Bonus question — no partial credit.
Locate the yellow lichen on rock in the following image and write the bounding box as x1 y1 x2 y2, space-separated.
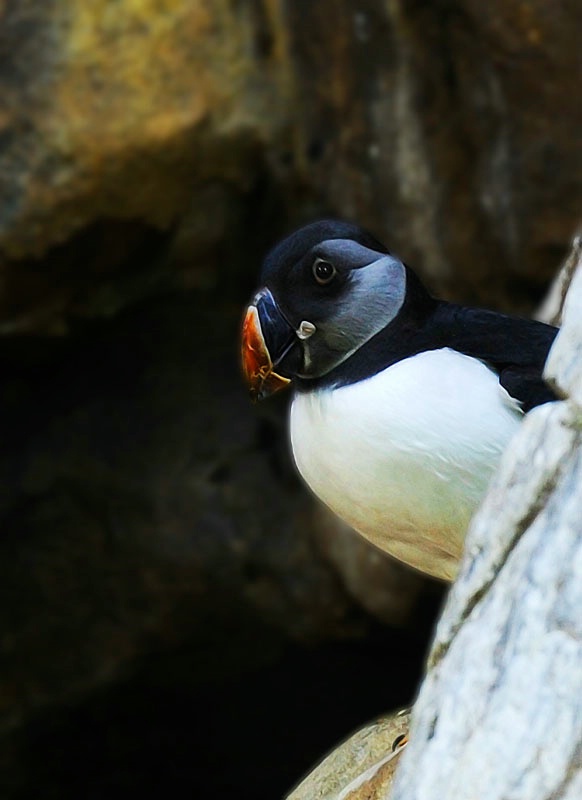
0 0 289 258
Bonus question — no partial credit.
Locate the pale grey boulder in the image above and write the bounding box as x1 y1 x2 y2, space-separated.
391 244 582 799
537 236 582 327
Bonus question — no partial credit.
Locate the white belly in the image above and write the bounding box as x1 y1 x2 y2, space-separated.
290 348 523 581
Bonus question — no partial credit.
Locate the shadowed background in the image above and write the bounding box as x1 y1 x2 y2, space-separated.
0 1 580 797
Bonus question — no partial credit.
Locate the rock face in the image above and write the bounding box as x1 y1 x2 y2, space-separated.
537 236 582 326
0 0 580 333
287 709 410 800
0 0 289 331
390 244 582 799
0 0 284 260
0 2 580 795
0 295 436 760
283 0 581 308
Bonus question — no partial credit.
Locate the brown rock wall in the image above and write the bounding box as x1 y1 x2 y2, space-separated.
1 0 580 331
0 3 578 794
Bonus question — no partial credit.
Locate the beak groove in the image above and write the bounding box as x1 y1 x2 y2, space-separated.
241 293 293 401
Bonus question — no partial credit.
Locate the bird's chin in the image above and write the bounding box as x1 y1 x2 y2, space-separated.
241 293 296 401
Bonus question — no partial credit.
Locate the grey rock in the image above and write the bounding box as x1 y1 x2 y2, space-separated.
286 709 410 800
391 239 582 799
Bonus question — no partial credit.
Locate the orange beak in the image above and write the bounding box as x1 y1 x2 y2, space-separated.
241 291 295 401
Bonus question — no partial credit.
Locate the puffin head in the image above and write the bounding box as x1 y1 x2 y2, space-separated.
241 220 408 401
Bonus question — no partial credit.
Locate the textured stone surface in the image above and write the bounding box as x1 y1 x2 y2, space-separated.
0 0 290 331
0 2 579 794
273 0 580 308
0 0 580 333
313 507 435 626
545 247 582 407
286 709 410 800
0 0 284 256
391 241 582 799
537 235 582 326
0 296 434 738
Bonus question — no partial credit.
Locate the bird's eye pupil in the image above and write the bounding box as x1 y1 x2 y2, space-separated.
313 259 335 285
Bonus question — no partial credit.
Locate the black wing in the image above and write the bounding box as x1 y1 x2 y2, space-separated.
432 305 559 412
303 272 559 405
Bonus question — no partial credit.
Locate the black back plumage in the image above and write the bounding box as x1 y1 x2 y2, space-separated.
299 266 558 412
429 304 558 411
264 220 559 412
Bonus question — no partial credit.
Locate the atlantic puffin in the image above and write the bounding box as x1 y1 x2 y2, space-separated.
241 220 558 580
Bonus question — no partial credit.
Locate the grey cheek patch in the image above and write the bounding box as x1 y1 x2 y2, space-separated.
297 255 406 378
321 256 406 362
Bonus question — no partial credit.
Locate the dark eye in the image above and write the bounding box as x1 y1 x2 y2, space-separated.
312 258 336 285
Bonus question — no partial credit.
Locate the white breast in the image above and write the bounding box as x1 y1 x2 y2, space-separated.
290 348 523 581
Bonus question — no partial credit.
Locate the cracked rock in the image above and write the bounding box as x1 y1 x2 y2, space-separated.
391 240 582 799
